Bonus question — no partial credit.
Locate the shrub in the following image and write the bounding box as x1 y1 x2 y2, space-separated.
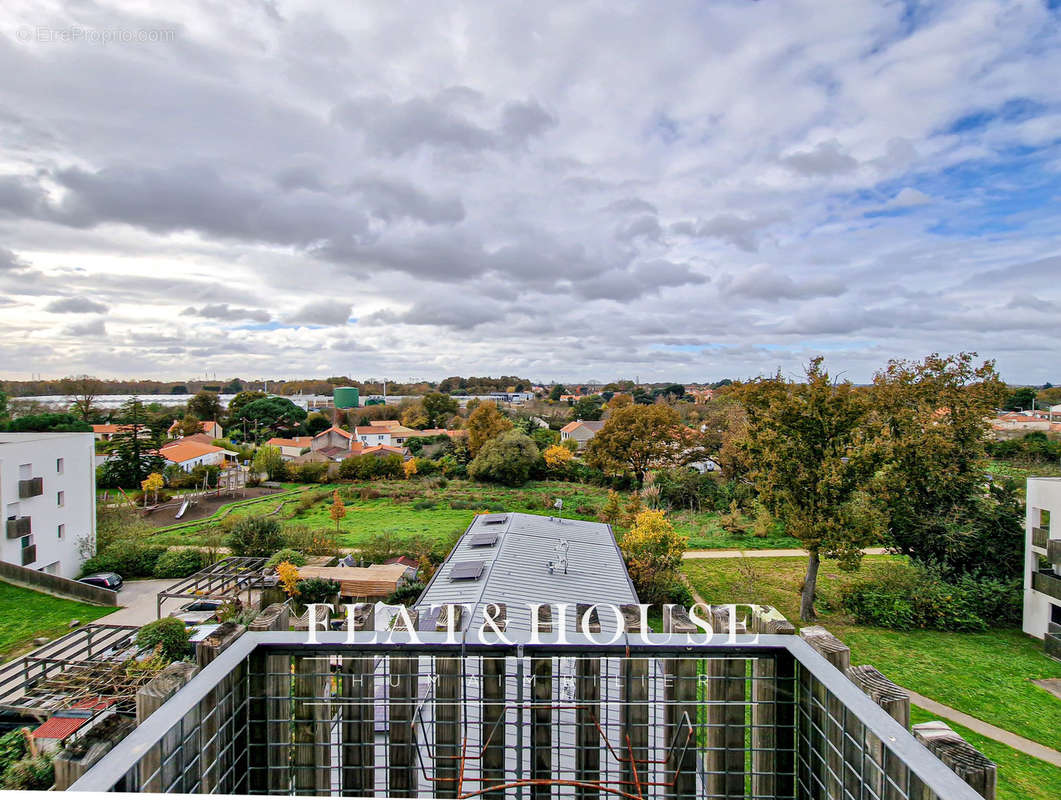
0 730 26 778
468 430 540 486
283 525 340 556
136 618 191 661
80 543 167 579
386 581 425 606
1 754 54 790
840 563 1019 632
152 548 208 578
359 487 381 500
226 516 284 556
296 577 340 605
620 510 689 606
266 548 307 570
412 499 437 510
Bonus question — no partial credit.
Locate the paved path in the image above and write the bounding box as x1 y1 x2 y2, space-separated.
905 690 1061 767
95 579 173 626
683 547 890 559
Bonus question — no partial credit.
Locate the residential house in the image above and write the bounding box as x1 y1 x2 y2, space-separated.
383 426 420 446
1023 478 1061 659
362 444 412 461
0 432 96 579
353 426 393 447
266 436 313 461
160 441 238 472
685 387 715 403
991 412 1052 434
90 424 150 442
559 419 605 449
296 563 410 600
167 420 223 440
309 426 362 462
383 555 420 581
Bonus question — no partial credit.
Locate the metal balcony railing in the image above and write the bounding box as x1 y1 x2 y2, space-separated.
18 477 43 499
68 632 987 799
6 516 30 539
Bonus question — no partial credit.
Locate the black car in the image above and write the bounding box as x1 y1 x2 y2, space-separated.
78 572 123 591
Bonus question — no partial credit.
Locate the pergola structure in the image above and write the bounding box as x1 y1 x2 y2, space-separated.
155 556 269 619
0 624 144 720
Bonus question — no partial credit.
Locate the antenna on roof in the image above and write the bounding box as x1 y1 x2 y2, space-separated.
553 497 563 523
547 539 569 575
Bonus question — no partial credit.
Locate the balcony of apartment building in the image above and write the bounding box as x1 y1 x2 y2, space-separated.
67 623 993 800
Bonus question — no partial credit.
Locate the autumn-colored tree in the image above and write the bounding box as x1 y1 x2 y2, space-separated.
176 414 202 437
622 492 644 528
140 472 164 506
606 393 633 410
403 458 418 479
598 490 624 526
276 561 301 597
585 404 682 484
542 444 573 469
731 358 886 621
400 401 429 429
329 490 347 533
620 510 688 604
467 403 513 455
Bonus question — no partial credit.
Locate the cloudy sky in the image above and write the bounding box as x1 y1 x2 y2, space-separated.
0 0 1059 384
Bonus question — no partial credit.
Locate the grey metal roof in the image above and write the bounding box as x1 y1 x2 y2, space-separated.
415 512 638 638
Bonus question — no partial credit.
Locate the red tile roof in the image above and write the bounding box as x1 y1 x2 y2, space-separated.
313 426 353 440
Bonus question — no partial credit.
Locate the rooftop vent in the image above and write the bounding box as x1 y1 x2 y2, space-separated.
469 532 498 547
449 561 485 581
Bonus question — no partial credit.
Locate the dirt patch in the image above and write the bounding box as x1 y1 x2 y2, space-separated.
139 486 284 527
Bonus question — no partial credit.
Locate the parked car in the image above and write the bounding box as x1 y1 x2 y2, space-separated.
169 599 224 626
78 572 123 591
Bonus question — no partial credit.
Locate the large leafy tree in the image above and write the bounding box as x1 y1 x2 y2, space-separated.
225 390 267 426
570 395 604 421
6 413 91 432
585 404 683 484
466 403 513 455
870 353 1008 573
236 396 307 442
187 390 223 421
468 429 540 486
732 359 886 621
422 393 459 428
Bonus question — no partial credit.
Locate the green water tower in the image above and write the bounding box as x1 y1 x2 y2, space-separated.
333 387 360 409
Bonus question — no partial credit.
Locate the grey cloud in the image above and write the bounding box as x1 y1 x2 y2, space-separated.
363 298 505 330
63 319 107 336
720 265 845 302
332 91 553 156
286 300 352 326
1006 294 1057 313
615 214 662 242
182 304 271 322
963 255 1061 287
45 297 108 314
573 260 707 302
605 197 659 215
780 140 858 175
670 214 780 252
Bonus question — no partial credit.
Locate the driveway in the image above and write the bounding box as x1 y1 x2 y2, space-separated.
96 579 174 626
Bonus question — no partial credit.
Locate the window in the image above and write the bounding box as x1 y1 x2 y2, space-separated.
19 463 31 480
20 534 32 549
56 458 64 474
57 491 65 508
58 524 65 540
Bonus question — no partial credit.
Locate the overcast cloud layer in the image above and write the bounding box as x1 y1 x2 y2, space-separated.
1 0 1059 383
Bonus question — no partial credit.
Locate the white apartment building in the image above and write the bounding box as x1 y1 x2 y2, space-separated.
1022 477 1061 659
0 432 96 580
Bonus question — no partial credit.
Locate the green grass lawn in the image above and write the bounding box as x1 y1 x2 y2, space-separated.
682 556 1061 751
987 459 1061 484
0 582 113 660
908 706 1061 800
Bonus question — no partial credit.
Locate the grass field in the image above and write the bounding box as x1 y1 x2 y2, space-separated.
682 556 1061 751
148 477 800 550
908 706 1061 800
987 459 1061 484
0 582 113 660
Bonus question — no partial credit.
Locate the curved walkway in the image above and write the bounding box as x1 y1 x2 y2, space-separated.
683 546 890 559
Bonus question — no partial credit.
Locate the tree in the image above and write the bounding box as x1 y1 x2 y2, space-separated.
227 516 284 556
400 402 429 429
731 358 886 621
329 490 347 534
99 398 165 489
422 393 459 427
620 510 688 605
59 375 104 421
543 444 573 469
468 430 540 486
304 412 331 436
175 414 202 437
598 490 623 526
226 390 267 424
187 390 223 422
607 393 633 410
5 413 91 433
549 384 566 402
403 458 418 479
236 396 307 441
585 404 683 484
870 353 1008 573
467 403 513 455
140 473 164 506
252 445 285 480
1003 385 1037 411
571 396 604 421
276 561 301 597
